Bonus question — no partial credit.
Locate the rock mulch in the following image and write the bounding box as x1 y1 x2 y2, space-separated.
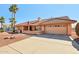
0 32 31 47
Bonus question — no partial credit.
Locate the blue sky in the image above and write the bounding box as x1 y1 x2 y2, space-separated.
0 4 79 24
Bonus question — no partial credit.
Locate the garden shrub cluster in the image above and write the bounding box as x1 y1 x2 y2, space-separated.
75 23 79 36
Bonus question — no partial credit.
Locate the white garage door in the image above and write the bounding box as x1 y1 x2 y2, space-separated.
45 25 67 34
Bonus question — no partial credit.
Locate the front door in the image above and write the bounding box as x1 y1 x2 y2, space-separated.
29 26 32 31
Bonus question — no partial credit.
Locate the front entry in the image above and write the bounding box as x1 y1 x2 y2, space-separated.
29 26 32 31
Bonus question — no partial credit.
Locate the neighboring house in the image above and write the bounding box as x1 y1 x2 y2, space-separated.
16 16 76 35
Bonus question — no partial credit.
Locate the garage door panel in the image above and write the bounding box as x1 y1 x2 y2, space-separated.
45 26 67 34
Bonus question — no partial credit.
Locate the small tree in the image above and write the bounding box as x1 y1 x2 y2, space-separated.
0 16 5 29
75 23 79 36
0 16 5 32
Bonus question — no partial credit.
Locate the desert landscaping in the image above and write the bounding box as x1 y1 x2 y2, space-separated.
0 32 31 47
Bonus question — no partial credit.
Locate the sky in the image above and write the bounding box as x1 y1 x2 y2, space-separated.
0 4 79 24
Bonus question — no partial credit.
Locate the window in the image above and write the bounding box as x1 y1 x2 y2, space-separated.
35 26 41 31
54 25 58 27
57 25 60 27
61 25 64 27
47 25 64 27
23 26 28 30
49 25 52 27
47 25 51 27
54 25 61 27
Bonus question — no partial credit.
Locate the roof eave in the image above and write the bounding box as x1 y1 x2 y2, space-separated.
71 20 77 23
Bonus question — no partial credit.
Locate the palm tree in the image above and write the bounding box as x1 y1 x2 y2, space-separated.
9 4 18 32
9 4 18 18
0 16 5 29
9 18 16 32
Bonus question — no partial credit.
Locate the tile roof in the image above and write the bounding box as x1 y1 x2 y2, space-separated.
16 16 77 26
41 16 76 23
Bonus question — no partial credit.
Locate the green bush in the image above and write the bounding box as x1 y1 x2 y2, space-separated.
0 30 4 32
75 23 79 36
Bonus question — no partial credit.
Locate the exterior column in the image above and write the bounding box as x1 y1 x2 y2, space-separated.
21 26 23 33
41 25 45 33
67 24 72 35
28 26 30 31
32 26 35 31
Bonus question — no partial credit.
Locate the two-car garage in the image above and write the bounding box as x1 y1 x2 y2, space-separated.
45 24 67 35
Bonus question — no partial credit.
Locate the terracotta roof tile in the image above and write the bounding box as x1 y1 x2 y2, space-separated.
16 16 77 26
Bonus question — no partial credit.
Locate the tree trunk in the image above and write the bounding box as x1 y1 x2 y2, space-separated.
11 13 14 32
14 13 15 18
12 13 14 18
13 13 16 33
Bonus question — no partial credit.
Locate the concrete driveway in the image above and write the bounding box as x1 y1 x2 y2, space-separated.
0 34 78 54
34 34 71 41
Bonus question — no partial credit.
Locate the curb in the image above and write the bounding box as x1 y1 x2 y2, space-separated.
69 36 74 41
69 36 79 50
72 40 79 50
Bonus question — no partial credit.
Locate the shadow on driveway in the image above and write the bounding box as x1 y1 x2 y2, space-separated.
34 34 72 41
72 40 79 51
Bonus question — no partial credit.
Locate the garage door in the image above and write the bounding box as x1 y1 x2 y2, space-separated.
45 25 67 34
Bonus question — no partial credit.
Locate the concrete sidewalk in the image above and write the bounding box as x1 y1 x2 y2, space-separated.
0 36 78 54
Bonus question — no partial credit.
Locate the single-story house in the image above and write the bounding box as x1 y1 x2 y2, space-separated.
16 16 77 35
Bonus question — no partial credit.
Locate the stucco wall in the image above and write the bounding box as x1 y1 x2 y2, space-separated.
67 24 72 35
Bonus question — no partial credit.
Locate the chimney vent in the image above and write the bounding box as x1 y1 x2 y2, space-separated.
37 17 41 21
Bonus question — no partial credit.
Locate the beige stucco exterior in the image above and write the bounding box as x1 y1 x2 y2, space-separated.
16 23 73 35
16 16 76 35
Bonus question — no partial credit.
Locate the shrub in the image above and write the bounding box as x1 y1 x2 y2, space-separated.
0 28 4 32
75 23 79 36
